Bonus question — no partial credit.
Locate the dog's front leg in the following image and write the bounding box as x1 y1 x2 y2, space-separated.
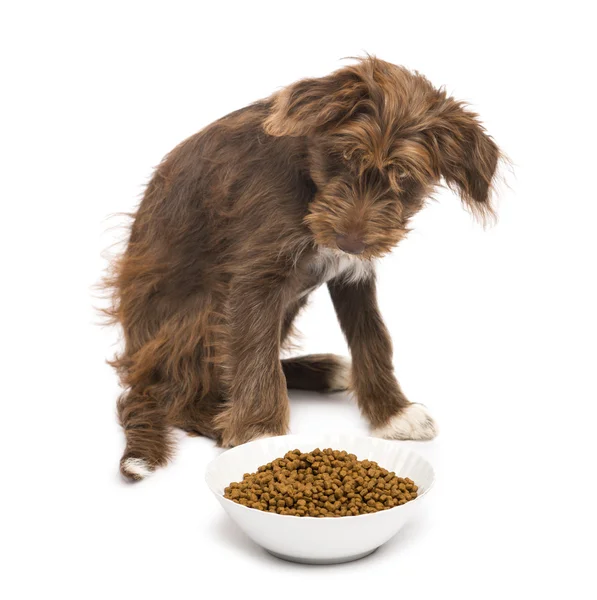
328 275 438 441
214 279 291 447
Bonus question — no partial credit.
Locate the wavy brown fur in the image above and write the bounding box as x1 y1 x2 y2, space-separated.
103 57 501 480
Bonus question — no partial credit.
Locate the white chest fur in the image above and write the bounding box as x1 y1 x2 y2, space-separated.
310 248 374 284
298 248 374 299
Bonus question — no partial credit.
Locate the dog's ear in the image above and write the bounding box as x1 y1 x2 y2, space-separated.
432 99 500 220
264 68 367 137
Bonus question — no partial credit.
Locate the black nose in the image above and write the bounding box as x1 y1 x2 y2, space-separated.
336 234 367 255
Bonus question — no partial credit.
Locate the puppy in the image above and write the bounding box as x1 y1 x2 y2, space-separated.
105 56 501 481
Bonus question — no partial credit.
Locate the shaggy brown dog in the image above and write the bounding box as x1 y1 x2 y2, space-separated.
105 57 501 481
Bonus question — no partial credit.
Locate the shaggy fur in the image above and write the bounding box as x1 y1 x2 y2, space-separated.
104 57 501 480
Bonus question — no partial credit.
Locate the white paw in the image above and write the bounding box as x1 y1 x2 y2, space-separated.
371 404 438 441
121 457 152 480
328 357 351 392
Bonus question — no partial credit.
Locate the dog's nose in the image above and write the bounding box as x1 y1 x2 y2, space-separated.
336 234 367 255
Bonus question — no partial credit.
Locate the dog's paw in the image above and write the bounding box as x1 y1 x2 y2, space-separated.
120 456 154 482
216 412 289 448
214 400 290 448
218 429 282 449
370 403 438 441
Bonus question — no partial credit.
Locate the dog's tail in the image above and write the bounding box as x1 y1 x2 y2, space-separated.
281 354 350 393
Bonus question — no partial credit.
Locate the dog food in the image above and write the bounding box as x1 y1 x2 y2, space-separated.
223 448 418 517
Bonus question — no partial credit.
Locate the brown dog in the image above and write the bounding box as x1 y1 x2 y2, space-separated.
105 57 501 481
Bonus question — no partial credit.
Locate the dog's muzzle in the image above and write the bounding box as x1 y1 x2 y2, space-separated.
336 234 367 255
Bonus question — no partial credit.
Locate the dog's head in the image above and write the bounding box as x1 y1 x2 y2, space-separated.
264 57 500 259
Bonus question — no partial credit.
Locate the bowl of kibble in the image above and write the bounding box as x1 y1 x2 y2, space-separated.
205 433 434 564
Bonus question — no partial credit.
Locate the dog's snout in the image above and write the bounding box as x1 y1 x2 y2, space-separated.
336 234 367 255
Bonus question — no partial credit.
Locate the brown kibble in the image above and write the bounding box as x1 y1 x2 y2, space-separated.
223 448 419 517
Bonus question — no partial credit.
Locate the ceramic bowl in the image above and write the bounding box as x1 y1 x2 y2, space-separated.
205 433 435 564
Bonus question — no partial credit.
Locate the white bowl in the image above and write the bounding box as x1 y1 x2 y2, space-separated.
205 433 435 564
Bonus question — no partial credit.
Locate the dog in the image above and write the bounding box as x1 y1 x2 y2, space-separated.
105 56 501 481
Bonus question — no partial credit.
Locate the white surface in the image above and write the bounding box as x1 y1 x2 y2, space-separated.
205 434 435 563
1 1 596 599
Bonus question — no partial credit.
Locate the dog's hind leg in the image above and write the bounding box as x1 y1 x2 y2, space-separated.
282 354 351 392
118 386 174 481
112 292 213 479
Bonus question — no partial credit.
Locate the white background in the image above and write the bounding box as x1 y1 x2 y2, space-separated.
2 1 596 598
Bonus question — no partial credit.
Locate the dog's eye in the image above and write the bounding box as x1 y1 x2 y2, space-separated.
386 163 409 179
391 166 408 179
387 166 409 191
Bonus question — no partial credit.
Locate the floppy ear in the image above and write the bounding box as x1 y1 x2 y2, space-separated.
432 99 500 221
263 67 368 137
